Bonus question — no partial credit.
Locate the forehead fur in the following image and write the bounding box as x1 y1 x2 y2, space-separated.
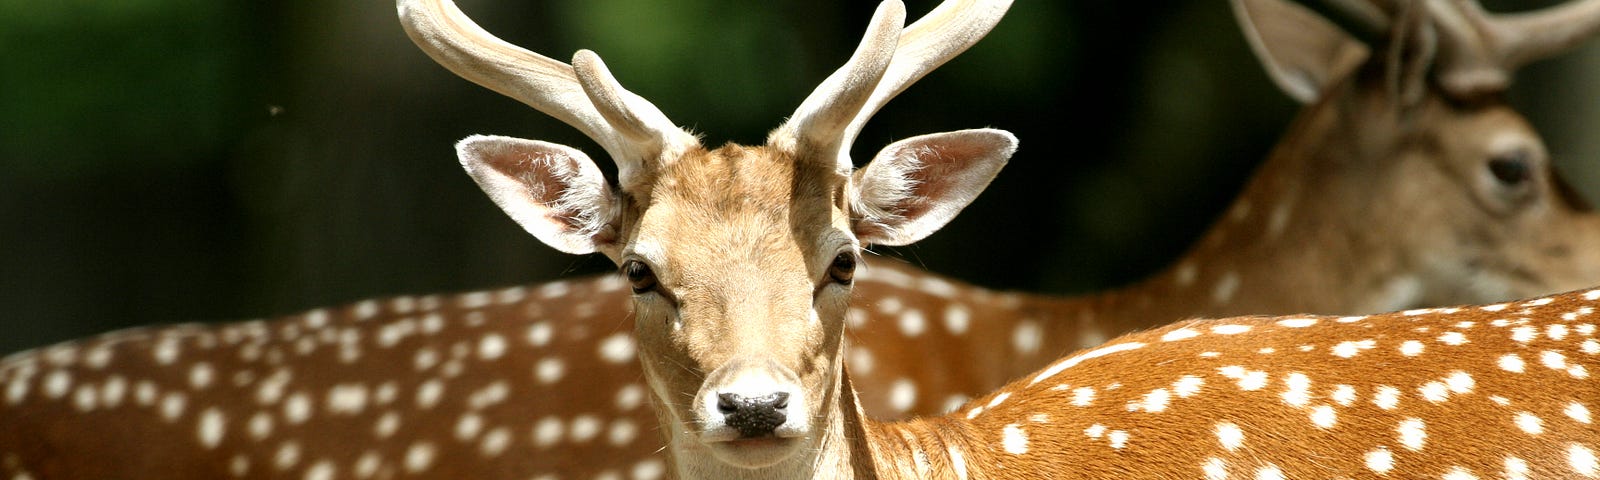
636 143 848 271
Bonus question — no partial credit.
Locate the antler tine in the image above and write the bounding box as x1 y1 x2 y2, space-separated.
773 0 907 172
398 0 690 187
1428 0 1600 95
838 0 1015 156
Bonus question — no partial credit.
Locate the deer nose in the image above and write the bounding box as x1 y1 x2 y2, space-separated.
717 391 790 438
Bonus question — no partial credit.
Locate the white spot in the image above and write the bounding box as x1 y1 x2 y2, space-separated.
1175 261 1198 287
1029 342 1146 385
1366 447 1394 473
1549 324 1571 340
1331 385 1356 406
275 441 301 469
1515 412 1544 434
1567 402 1592 424
1399 340 1424 356
1173 376 1204 398
846 309 868 329
478 334 507 361
942 394 970 413
1162 328 1201 342
197 408 225 449
1194 458 1232 480
889 379 917 413
1543 350 1569 371
848 348 874 376
1211 324 1251 335
877 296 904 315
986 392 1012 409
1584 339 1600 355
1398 418 1426 450
615 384 645 411
327 384 368 415
43 370 71 399
230 454 251 477
538 280 571 298
1571 443 1598 477
248 411 274 440
1500 354 1527 373
1216 422 1244 451
1219 366 1269 391
1001 424 1028 454
1526 297 1556 307
1255 465 1285 480
304 460 334 480
1374 385 1401 410
1212 271 1240 304
1512 326 1538 343
943 304 971 335
160 392 188 422
1445 371 1474 393
608 419 638 446
1587 289 1600 301
1280 372 1311 407
100 375 127 408
526 322 553 347
353 300 381 319
153 338 180 365
1130 388 1170 413
633 458 667 480
1072 387 1095 407
5 375 29 405
1491 395 1511 406
481 427 512 457
1420 382 1451 403
1310 405 1337 429
455 413 484 441
533 416 564 448
1441 467 1477 480
1011 320 1042 355
1438 332 1468 346
1482 303 1510 312
1107 430 1129 449
571 414 602 443
599 334 635 364
1084 423 1106 438
536 357 566 384
1331 340 1376 358
1276 318 1317 328
416 380 444 409
373 411 400 438
1506 457 1530 480
404 442 435 473
72 385 96 412
284 392 312 424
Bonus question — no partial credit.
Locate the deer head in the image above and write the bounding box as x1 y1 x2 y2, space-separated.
400 0 1014 473
1226 0 1600 313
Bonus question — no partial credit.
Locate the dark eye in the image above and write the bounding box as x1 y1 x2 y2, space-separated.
622 260 658 294
1488 150 1531 186
828 253 856 285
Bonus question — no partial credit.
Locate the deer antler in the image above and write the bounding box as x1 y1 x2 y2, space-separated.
1427 0 1600 94
396 0 696 189
774 0 1014 172
773 0 906 172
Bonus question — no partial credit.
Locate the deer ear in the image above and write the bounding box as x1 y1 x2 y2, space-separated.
1232 0 1369 104
457 135 619 256
851 129 1016 246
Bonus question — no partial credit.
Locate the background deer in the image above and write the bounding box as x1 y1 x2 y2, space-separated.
6 0 1600 478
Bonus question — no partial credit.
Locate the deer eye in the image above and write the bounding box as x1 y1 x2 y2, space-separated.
622 260 658 294
827 253 856 285
1488 149 1532 186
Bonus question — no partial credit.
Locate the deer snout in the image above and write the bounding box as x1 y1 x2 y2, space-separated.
717 392 790 438
696 357 807 443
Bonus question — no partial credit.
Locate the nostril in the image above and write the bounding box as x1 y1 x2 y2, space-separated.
716 392 791 438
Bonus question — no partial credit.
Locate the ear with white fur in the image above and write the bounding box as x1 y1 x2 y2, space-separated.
851 128 1016 246
456 135 620 256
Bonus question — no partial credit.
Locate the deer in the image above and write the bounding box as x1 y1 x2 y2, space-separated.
0 0 1018 478
4 0 1600 477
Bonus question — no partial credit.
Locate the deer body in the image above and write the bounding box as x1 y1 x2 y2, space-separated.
7 0 1600 478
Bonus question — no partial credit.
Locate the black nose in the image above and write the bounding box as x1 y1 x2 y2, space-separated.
717 392 789 438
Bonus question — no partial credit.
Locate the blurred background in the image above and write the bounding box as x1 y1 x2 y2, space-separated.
2 0 1598 354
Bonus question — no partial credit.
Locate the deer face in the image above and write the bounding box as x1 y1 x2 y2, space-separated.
618 146 856 467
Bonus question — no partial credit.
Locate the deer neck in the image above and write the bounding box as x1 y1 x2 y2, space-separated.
1031 106 1418 349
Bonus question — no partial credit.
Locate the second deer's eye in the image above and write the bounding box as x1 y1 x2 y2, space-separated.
1488 150 1532 186
623 260 658 294
828 253 856 285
